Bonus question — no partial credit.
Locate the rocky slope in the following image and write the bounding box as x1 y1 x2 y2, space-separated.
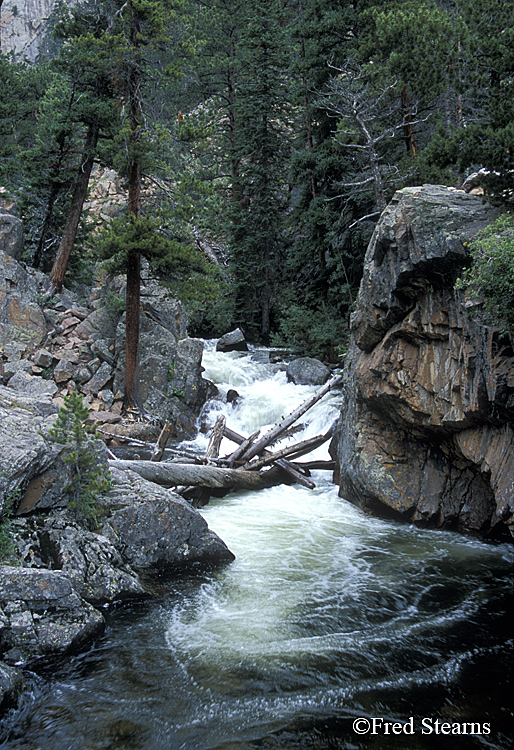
0 210 232 712
0 0 60 61
330 185 514 539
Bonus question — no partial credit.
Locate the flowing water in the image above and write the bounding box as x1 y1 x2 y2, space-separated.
1 343 513 750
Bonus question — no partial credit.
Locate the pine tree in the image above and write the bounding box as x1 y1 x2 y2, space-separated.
228 0 293 342
423 0 514 190
49 391 112 529
45 3 122 290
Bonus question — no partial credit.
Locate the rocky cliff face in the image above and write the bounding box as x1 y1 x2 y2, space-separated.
330 185 514 539
0 0 60 61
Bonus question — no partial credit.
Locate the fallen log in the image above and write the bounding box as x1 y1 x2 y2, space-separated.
151 423 173 462
295 460 335 471
225 429 260 467
223 425 315 489
186 414 227 507
238 372 343 463
244 424 336 471
108 459 286 491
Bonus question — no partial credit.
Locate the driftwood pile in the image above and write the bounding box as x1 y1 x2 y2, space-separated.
108 373 343 507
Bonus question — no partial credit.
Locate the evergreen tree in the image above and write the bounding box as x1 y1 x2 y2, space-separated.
49 391 112 529
45 3 122 290
424 0 514 190
229 0 293 341
369 0 460 157
282 0 375 357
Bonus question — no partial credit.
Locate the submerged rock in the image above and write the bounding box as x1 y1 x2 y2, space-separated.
330 185 514 539
0 662 25 711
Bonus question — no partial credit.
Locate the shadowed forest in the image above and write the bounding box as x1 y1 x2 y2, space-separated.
1 0 512 358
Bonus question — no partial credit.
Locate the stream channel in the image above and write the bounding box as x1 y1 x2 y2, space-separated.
1 342 513 749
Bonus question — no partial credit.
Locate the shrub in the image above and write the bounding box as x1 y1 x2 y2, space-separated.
0 488 21 563
49 391 112 529
456 213 514 341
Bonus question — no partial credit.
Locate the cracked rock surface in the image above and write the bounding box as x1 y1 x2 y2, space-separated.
330 186 514 538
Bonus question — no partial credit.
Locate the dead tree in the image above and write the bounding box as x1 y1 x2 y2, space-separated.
110 373 343 502
317 62 426 217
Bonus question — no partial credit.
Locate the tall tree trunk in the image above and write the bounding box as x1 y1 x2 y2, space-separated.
48 119 100 292
123 13 144 414
401 85 417 156
32 181 62 268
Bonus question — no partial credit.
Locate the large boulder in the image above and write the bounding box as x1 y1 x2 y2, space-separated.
0 213 23 261
102 466 235 571
286 357 331 386
0 402 65 518
330 186 514 539
12 517 146 605
216 328 248 353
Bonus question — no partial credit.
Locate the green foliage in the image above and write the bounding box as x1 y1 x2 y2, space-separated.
48 391 112 529
456 214 514 340
423 0 514 190
103 290 127 315
0 488 21 564
271 295 350 362
94 214 221 303
0 512 15 563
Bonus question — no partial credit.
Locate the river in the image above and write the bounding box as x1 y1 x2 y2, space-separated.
1 342 512 749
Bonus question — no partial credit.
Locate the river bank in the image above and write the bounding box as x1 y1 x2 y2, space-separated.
1 344 511 750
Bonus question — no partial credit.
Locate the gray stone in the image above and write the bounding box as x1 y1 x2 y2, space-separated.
87 357 101 374
0 252 47 350
2 342 27 362
12 518 146 605
216 328 248 352
97 389 114 408
0 383 58 418
0 661 26 711
0 404 69 518
53 349 80 365
91 340 115 367
0 566 104 666
33 348 54 368
2 359 33 382
330 185 514 539
286 357 331 386
7 370 58 398
0 213 23 260
82 361 113 396
102 467 235 571
53 358 75 383
75 366 92 384
75 307 120 343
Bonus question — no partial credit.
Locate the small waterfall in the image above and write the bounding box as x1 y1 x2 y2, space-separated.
2 343 512 750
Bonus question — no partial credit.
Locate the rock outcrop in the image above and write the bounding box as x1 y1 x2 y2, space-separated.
0 241 234 707
0 246 210 440
0 391 234 685
0 0 64 61
330 185 514 539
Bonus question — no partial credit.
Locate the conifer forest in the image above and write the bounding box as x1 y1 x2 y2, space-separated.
1 0 513 357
